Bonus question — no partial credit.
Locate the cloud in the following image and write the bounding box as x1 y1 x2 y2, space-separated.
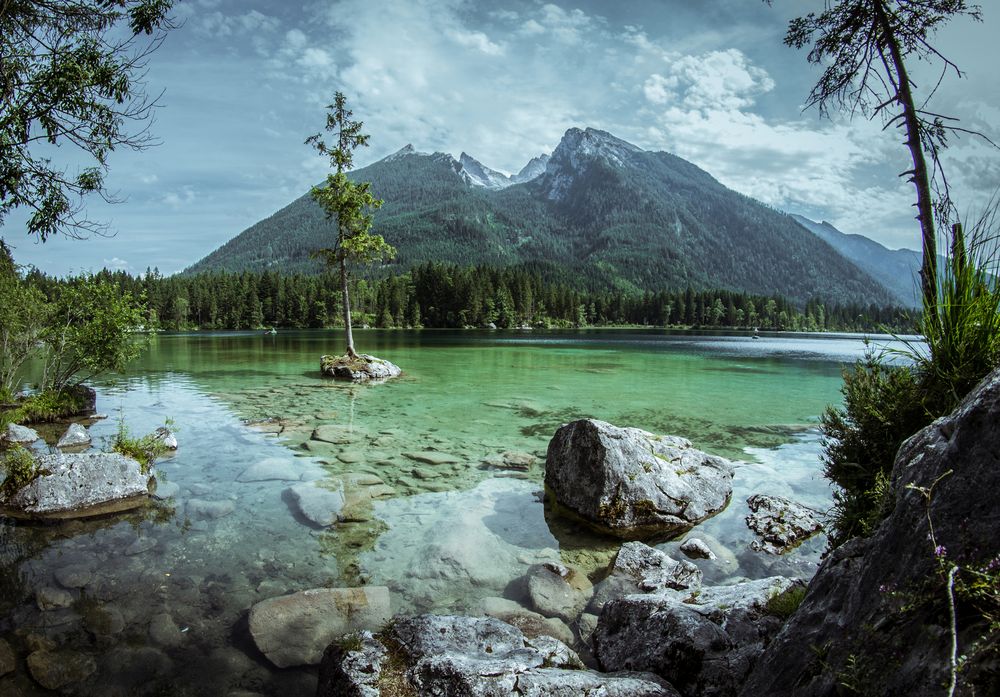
446 28 505 56
103 257 131 271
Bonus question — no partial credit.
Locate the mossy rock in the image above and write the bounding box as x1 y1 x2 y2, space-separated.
320 354 401 382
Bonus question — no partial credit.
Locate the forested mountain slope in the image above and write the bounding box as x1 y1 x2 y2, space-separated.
188 127 895 306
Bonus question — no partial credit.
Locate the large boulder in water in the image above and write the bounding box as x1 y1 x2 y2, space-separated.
545 419 734 538
316 615 679 697
1 452 152 519
320 353 401 382
741 369 1000 697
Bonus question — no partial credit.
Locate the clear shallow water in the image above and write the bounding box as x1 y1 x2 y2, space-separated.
0 329 904 695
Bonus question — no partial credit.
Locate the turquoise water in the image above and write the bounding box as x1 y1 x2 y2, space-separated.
0 329 893 695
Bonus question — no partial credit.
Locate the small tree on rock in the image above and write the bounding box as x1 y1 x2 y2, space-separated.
307 93 394 358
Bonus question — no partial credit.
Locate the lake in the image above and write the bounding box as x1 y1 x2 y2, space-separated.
0 329 897 695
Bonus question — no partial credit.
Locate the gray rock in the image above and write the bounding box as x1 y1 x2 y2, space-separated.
680 538 716 560
316 631 386 697
3 422 39 444
545 419 734 538
320 353 402 382
0 638 13 676
595 576 793 697
55 422 91 448
1 452 150 519
742 369 1000 697
148 612 184 647
288 474 392 527
27 650 96 690
186 498 235 520
237 458 301 483
589 542 702 614
318 615 677 697
36 586 74 611
153 426 178 450
249 586 392 668
526 562 593 623
744 493 823 554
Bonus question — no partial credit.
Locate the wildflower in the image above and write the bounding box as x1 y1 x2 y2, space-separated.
934 545 948 558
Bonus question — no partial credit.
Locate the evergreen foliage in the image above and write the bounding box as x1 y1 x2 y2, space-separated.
21 264 914 334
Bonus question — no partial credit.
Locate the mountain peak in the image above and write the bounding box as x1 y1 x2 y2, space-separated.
457 152 514 190
511 153 550 184
383 144 422 162
542 127 643 201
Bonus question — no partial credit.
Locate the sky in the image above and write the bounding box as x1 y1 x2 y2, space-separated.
5 0 1000 277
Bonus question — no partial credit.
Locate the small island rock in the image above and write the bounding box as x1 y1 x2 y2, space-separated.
545 419 734 538
320 353 401 382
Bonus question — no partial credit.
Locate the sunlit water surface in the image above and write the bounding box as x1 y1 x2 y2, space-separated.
0 329 910 695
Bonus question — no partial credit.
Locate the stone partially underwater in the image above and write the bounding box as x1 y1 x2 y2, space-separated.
0 452 153 519
320 353 401 382
545 419 735 539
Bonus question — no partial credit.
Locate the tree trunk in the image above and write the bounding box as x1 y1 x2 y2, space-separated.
874 0 938 315
340 255 357 358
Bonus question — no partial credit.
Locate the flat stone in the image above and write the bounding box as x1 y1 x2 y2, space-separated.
403 451 462 466
311 425 363 445
249 586 392 668
412 467 440 480
186 498 235 520
287 482 345 527
237 458 301 483
36 586 74 611
152 479 180 500
27 650 96 690
337 450 366 464
56 422 91 448
54 564 93 589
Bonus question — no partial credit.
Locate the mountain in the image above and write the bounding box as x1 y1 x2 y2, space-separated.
188 127 896 307
791 214 922 308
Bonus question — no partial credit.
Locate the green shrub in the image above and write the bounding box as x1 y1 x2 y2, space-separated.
1 445 42 498
0 388 87 428
823 214 1000 548
766 583 808 620
110 420 168 474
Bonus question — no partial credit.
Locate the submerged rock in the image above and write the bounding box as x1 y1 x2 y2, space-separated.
741 369 1000 697
1 452 151 519
589 542 702 614
545 419 734 538
248 586 392 668
287 473 392 527
744 493 823 554
3 422 39 444
525 562 594 623
317 615 678 697
237 457 301 482
27 649 97 690
320 353 401 382
56 422 91 449
595 576 793 697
